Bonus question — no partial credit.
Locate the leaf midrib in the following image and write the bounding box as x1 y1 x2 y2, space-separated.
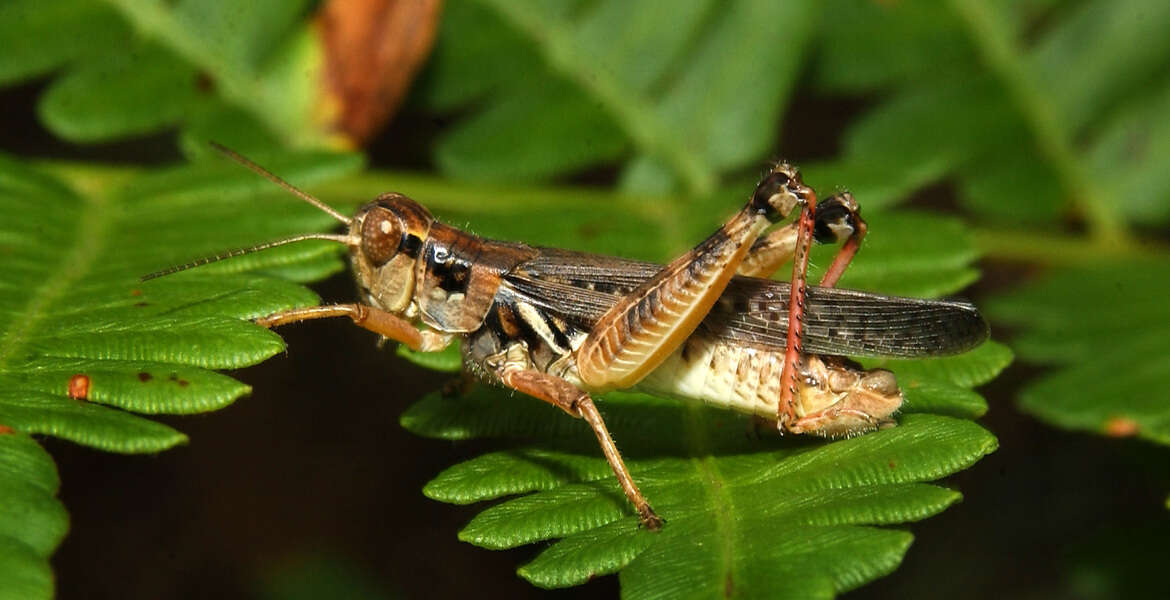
689 454 737 592
684 400 738 592
479 0 716 196
0 177 113 370
946 0 1127 246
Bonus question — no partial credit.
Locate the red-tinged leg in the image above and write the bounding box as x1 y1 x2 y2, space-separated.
778 193 872 432
738 192 867 284
777 201 816 431
814 192 867 288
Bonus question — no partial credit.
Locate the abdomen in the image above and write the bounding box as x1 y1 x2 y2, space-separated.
637 337 784 420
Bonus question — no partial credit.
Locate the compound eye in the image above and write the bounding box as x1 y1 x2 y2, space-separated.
360 207 401 266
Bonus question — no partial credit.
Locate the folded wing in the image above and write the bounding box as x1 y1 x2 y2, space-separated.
505 248 988 359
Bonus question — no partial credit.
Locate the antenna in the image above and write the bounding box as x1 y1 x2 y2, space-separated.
141 233 356 281
209 141 352 225
141 144 360 281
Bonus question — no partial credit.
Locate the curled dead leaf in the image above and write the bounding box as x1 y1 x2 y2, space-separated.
316 0 444 145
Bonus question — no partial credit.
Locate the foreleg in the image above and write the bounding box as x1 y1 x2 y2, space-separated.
256 304 453 352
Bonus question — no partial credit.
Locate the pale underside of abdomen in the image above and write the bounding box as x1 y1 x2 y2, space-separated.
635 337 784 421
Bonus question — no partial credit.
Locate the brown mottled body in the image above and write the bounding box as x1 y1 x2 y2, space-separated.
150 148 989 530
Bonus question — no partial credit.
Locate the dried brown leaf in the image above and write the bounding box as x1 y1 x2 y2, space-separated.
316 0 443 144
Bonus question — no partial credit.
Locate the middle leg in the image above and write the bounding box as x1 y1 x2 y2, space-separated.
498 366 664 530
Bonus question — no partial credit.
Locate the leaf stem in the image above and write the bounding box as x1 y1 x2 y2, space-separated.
312 169 677 221
948 0 1129 247
477 0 717 196
680 402 737 584
41 160 1166 269
972 227 1166 265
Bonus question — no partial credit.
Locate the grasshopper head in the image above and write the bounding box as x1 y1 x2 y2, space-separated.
349 193 434 313
141 145 431 314
788 356 903 437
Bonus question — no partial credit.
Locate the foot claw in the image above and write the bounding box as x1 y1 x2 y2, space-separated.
640 509 665 531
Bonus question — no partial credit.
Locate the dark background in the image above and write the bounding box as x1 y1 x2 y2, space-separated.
3 76 1168 599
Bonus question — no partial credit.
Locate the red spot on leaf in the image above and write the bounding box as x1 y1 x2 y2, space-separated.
1104 417 1140 437
889 460 897 469
134 301 150 307
68 374 91 401
177 379 189 388
130 289 142 297
138 372 153 382
0 424 14 435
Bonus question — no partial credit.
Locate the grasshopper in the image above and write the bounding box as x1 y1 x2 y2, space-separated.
147 145 988 530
